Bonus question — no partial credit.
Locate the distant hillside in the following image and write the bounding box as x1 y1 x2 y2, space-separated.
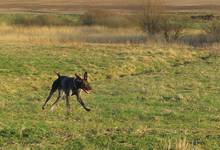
0 0 219 13
167 0 220 5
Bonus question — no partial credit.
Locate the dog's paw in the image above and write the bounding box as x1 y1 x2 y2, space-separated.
86 108 91 112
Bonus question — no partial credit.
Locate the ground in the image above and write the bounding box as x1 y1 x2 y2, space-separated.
0 42 219 149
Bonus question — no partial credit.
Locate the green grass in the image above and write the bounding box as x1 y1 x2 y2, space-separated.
169 13 214 30
0 12 214 30
0 13 80 26
0 42 219 149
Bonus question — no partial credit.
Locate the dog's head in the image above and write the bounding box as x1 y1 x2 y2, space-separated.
75 72 92 94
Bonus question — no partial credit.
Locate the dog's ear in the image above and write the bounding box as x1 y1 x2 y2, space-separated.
75 73 82 79
84 72 88 80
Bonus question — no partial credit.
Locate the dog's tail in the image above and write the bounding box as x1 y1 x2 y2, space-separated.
54 71 61 78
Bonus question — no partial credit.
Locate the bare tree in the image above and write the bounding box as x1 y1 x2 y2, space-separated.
139 0 166 35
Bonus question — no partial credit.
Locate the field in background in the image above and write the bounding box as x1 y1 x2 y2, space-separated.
0 13 219 47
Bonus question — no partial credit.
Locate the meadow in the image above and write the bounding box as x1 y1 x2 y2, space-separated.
0 36 219 149
0 1 219 149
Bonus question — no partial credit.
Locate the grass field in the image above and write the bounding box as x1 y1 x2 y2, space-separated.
0 41 219 149
0 0 219 149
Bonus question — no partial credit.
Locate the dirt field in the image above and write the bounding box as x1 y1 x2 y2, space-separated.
0 0 219 13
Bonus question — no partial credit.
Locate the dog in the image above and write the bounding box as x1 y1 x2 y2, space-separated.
42 72 92 114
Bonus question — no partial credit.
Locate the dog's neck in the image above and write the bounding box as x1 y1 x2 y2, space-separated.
72 78 81 91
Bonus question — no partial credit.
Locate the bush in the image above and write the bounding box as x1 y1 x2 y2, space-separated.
139 0 166 35
139 0 184 42
162 21 184 42
204 19 220 35
197 19 220 46
12 14 76 26
80 10 132 28
80 11 96 26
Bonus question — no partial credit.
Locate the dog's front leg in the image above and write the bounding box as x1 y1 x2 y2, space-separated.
76 94 91 112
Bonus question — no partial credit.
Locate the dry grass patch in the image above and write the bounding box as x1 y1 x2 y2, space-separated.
0 25 145 44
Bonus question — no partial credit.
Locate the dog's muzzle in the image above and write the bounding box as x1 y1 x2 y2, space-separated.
83 89 91 94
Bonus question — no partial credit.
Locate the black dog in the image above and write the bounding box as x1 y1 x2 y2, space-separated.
42 72 92 113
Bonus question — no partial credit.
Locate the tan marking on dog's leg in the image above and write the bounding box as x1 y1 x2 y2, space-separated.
50 90 63 111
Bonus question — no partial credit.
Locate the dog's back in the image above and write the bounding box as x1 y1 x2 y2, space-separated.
52 73 75 93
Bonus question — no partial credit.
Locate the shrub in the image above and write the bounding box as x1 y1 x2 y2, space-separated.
204 19 220 35
13 15 34 26
80 10 132 28
139 0 166 35
199 19 220 45
162 21 184 42
80 11 96 26
138 0 185 42
12 14 76 26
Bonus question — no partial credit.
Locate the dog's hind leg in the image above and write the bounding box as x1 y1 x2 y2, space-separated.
42 88 56 110
65 95 71 115
42 80 58 110
50 90 63 111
